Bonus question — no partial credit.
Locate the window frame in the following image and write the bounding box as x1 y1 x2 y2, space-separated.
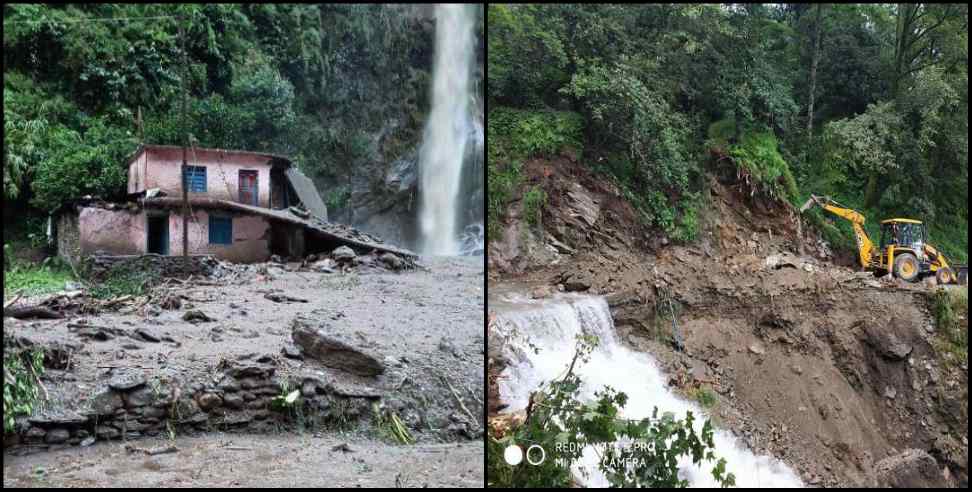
208 215 233 245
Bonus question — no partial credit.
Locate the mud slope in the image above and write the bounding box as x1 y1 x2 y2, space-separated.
488 157 968 487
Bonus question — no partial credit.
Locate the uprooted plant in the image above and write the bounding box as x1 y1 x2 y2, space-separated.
3 348 46 434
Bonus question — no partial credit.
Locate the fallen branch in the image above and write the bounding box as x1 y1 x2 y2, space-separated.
443 377 478 425
4 305 64 319
125 444 179 456
4 290 24 310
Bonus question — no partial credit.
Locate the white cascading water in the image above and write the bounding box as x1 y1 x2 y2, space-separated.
493 293 804 488
419 4 478 256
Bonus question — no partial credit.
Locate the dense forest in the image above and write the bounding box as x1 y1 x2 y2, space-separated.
488 3 968 263
4 4 484 244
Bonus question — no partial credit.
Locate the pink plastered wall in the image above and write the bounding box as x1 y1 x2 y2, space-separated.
128 146 272 207
78 207 146 255
77 206 270 263
167 209 270 263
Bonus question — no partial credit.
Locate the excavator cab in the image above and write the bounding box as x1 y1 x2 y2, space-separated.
879 220 926 251
878 219 927 281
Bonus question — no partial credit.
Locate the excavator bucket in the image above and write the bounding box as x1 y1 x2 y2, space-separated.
799 197 815 213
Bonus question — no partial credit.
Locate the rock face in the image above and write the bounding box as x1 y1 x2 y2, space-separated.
873 449 948 488
291 317 385 376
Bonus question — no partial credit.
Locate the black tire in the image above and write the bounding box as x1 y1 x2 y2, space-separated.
936 267 955 285
893 253 920 282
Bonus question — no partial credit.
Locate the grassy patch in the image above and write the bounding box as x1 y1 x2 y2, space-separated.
4 257 75 297
688 386 718 409
522 185 547 229
931 286 968 366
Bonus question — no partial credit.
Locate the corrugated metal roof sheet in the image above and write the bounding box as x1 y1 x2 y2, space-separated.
284 168 328 222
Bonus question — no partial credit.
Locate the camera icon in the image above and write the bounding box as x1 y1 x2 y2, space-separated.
504 444 546 466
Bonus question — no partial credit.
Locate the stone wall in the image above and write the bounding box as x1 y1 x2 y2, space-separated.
12 361 376 449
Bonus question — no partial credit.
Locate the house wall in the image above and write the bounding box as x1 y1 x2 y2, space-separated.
167 209 270 263
78 207 145 256
129 147 273 207
73 206 270 263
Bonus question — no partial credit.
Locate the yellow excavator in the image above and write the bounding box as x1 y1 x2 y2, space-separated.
800 195 966 284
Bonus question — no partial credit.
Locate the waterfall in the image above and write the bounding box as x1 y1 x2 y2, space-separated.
492 293 804 488
419 4 481 256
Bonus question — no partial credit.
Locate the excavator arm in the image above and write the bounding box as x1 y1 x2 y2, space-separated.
800 195 875 269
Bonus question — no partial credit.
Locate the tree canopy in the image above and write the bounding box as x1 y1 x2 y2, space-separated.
488 3 968 262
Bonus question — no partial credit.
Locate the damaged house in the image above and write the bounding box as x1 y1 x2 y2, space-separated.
54 145 412 264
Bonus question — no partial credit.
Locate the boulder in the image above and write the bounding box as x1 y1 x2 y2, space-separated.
332 246 357 262
291 317 385 376
88 389 124 416
873 449 948 488
379 252 403 270
108 371 147 391
863 319 913 361
561 271 592 292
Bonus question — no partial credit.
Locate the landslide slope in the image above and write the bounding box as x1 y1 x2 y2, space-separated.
487 157 968 487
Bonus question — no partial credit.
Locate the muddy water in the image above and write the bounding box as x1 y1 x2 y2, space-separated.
492 293 803 488
3 434 483 487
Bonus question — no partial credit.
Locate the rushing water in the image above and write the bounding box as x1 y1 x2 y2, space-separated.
419 4 481 256
493 293 804 488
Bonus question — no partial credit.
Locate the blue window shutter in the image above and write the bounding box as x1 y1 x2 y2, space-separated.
184 166 207 192
209 216 232 245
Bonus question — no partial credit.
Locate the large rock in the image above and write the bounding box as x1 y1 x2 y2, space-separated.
873 449 948 488
108 371 146 391
291 317 385 376
332 246 357 263
862 319 913 361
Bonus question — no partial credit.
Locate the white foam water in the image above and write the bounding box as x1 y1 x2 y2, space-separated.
418 4 476 256
493 294 804 488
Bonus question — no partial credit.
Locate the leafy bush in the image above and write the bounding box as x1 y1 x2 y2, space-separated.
487 336 735 488
4 349 45 434
488 107 583 160
727 132 798 203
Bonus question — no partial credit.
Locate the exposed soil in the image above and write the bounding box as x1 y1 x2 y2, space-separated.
487 157 968 487
4 255 485 485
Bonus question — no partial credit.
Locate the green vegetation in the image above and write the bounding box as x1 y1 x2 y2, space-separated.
87 261 154 299
689 386 718 410
371 403 415 445
3 348 45 434
4 4 481 226
4 257 76 297
487 335 735 488
486 4 967 261
522 186 546 229
931 286 968 364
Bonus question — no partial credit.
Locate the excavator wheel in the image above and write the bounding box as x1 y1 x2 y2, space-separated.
936 267 955 285
893 253 920 283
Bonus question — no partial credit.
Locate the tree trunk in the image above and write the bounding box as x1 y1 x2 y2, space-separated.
806 4 823 141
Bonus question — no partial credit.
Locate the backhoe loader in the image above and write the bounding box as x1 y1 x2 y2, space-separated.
800 195 966 284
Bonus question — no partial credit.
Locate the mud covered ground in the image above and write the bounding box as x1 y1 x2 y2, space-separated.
5 255 485 486
3 433 483 487
488 156 967 487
